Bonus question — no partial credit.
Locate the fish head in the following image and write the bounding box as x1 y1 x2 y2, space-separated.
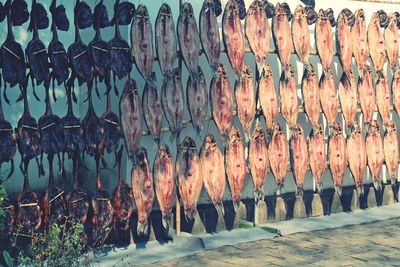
135 4 149 23
351 121 361 135
252 121 264 139
180 137 197 156
304 63 315 80
158 144 171 160
273 123 284 137
159 3 172 18
314 123 323 136
354 9 365 22
135 147 148 167
274 3 286 22
294 5 305 19
332 122 343 136
181 2 194 23
370 12 380 26
204 134 217 150
394 68 400 80
387 120 396 133
216 64 228 79
229 127 243 145
388 12 397 25
370 120 380 133
292 124 303 138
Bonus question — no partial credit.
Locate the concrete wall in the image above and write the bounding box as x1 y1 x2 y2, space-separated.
2 0 400 211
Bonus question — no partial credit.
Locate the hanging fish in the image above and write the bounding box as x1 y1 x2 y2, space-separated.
258 64 278 134
368 12 386 74
291 5 311 67
336 9 354 78
290 124 308 196
89 0 112 97
357 65 375 127
222 0 245 76
161 68 184 137
210 64 234 141
268 123 289 195
25 0 50 102
142 73 163 144
249 122 269 203
48 0 69 102
308 123 326 194
301 63 320 128
235 64 256 142
131 148 154 236
187 66 208 135
176 137 202 221
272 3 293 77
319 68 338 130
366 120 384 191
200 134 226 217
328 122 347 196
0 76 17 179
131 4 154 84
154 145 175 230
0 0 29 104
109 0 134 95
315 9 334 73
200 0 220 72
120 78 142 160
338 72 357 131
155 3 177 77
393 69 400 118
384 13 399 71
177 2 200 82
347 122 366 196
280 65 298 129
351 9 369 76
376 72 391 126
225 127 246 212
245 0 270 74
383 120 399 184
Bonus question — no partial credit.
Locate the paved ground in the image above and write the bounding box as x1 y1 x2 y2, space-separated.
139 218 400 266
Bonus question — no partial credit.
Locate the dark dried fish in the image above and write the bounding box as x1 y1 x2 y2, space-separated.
187 66 208 135
143 73 163 144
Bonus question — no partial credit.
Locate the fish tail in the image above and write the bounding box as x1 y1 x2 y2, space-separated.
190 70 199 86
358 67 365 80
335 185 342 197
254 189 265 204
256 61 267 77
276 183 284 196
283 65 291 80
391 176 397 185
315 181 323 195
232 200 240 213
374 70 384 82
162 214 171 231
373 180 382 191
356 185 364 197
137 221 149 236
184 208 196 222
364 122 370 133
214 202 225 218
296 186 304 197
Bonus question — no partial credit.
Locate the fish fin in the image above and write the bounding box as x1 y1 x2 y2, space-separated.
296 187 304 197
335 185 342 197
373 180 382 191
214 202 225 217
137 221 149 236
276 183 284 196
254 189 264 204
315 182 323 195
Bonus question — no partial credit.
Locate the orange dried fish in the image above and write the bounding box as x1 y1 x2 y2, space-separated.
268 123 289 195
366 120 384 191
384 13 399 71
292 5 311 66
290 124 308 196
308 123 326 194
375 72 391 126
383 120 399 184
280 65 298 128
351 9 369 76
258 64 278 134
347 122 366 196
319 68 338 129
368 12 386 74
301 63 320 128
392 69 400 118
315 9 334 73
357 65 375 127
336 9 353 77
328 123 347 196
338 72 357 130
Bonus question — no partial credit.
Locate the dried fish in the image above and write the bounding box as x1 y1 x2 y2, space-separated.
315 9 334 73
366 120 384 191
280 65 298 128
155 3 177 77
187 66 208 135
328 123 347 196
235 64 256 141
258 64 278 134
176 137 202 221
392 69 400 118
384 13 399 71
143 74 163 144
245 0 270 73
338 72 357 130
131 148 154 235
336 9 354 77
225 127 246 212
290 124 308 195
383 120 399 184
210 64 234 141
292 5 311 66
200 134 225 217
301 63 320 128
222 0 245 76
347 122 366 196
357 65 375 127
375 72 391 126
200 0 220 72
308 123 326 194
319 68 338 129
154 145 175 230
368 12 386 74
177 2 200 82
268 123 289 195
351 9 369 77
